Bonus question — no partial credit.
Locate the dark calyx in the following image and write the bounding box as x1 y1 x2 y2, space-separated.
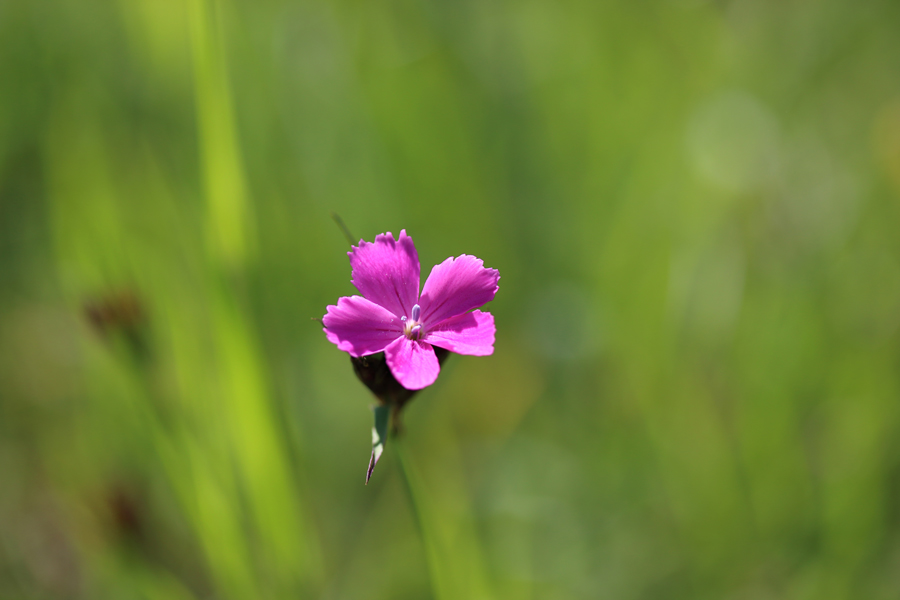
351 347 450 430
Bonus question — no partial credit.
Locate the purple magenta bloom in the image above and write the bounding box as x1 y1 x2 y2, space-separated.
323 230 499 390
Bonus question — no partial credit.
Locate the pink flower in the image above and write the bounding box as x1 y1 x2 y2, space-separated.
323 230 499 390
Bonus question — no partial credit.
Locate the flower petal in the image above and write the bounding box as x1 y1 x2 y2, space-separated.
323 295 402 357
425 310 495 356
349 230 420 318
419 255 500 325
384 336 440 390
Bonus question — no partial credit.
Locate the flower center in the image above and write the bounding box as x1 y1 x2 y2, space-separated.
401 304 423 340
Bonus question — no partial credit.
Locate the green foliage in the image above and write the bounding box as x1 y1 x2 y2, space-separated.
2 0 900 598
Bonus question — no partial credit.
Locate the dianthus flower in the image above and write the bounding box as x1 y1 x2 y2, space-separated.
323 230 499 390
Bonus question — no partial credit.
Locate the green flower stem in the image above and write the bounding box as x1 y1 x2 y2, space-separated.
393 436 446 600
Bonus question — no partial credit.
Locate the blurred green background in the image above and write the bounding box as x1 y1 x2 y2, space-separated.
3 0 900 598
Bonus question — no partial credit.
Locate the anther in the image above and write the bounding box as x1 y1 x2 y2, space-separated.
411 304 421 322
410 324 421 339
